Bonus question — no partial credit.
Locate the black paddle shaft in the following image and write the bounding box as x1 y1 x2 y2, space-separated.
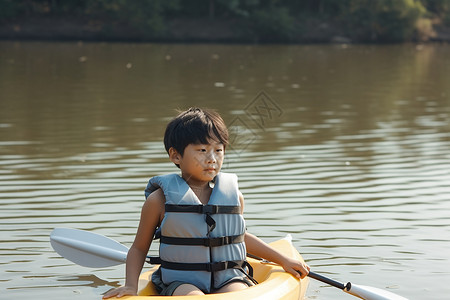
307 271 351 290
247 252 351 291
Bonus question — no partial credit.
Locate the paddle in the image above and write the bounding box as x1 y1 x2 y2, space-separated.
50 228 408 300
246 253 408 300
50 228 129 268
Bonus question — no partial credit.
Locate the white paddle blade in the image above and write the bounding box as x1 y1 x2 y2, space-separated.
50 228 129 268
345 283 409 300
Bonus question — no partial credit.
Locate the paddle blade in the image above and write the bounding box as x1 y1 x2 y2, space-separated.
50 228 129 268
345 283 409 300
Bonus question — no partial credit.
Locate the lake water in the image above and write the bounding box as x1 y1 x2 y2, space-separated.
1 41 449 300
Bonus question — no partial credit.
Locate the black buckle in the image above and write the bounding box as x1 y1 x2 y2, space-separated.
202 205 218 214
203 238 212 247
206 262 217 272
207 261 234 272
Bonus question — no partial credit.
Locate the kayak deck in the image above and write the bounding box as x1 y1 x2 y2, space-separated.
113 236 309 299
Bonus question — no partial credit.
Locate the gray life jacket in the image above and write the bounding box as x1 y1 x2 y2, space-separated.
144 172 248 293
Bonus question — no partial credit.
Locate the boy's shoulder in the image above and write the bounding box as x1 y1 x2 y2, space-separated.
145 173 180 199
144 187 165 211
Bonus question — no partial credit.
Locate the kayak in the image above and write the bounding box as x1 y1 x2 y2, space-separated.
51 228 409 300
117 236 309 299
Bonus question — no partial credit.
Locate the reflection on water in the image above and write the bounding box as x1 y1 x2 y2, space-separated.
0 41 449 299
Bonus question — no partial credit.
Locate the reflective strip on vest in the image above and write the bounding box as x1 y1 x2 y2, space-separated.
145 172 247 293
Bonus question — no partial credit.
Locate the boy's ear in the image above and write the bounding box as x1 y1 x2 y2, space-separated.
168 147 182 165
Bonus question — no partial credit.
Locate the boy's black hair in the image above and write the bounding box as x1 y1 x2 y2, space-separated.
164 108 229 165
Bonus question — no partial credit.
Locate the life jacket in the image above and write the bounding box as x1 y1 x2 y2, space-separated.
144 172 248 293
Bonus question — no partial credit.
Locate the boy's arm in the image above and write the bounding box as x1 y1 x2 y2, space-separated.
239 192 309 279
244 232 309 279
103 189 164 298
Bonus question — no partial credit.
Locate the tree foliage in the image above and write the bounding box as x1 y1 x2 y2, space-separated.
1 0 448 42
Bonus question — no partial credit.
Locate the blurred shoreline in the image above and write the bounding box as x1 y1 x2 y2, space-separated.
1 16 450 44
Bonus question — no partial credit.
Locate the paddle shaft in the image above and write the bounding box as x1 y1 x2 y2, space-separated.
247 253 349 290
307 271 350 290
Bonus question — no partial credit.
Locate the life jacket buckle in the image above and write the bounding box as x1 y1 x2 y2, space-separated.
207 261 235 272
202 205 218 214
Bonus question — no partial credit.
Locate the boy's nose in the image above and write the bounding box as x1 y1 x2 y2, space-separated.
206 152 216 163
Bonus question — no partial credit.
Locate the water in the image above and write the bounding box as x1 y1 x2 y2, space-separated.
1 41 450 300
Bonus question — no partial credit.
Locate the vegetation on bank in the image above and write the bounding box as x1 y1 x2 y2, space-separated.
1 0 450 43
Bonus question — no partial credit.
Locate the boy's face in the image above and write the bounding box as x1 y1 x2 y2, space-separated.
170 140 224 183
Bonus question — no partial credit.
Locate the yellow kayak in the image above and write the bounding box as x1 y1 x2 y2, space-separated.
116 236 309 299
51 228 409 300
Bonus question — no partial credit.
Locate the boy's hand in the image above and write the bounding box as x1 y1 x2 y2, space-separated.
103 286 137 299
281 257 310 279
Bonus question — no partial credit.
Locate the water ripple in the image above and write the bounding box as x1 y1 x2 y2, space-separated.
1 42 450 300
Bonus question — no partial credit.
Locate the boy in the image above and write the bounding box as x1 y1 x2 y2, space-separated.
103 108 309 298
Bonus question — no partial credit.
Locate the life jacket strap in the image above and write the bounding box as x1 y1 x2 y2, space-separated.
165 204 241 214
146 257 259 285
146 256 162 265
160 233 245 247
239 260 259 285
160 259 247 272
